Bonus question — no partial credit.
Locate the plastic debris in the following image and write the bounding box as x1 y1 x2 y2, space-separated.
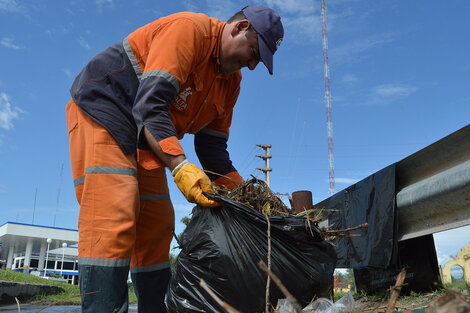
277 292 354 313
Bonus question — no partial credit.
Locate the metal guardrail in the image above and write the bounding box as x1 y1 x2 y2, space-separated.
395 124 470 240
313 124 470 241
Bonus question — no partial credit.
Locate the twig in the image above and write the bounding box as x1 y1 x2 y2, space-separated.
304 209 315 237
385 268 406 313
35 291 100 313
15 297 20 313
199 279 242 313
258 260 302 313
324 222 369 236
173 231 182 247
295 208 316 217
204 170 238 185
334 234 361 238
264 212 272 313
363 305 423 311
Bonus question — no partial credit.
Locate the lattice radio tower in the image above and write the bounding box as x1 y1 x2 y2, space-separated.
321 0 336 195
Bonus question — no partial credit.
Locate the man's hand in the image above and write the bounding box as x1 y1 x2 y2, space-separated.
173 161 219 207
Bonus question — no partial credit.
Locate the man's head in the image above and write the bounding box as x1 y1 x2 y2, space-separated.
220 5 283 75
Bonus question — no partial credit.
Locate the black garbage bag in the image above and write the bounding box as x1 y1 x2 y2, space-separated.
165 194 337 313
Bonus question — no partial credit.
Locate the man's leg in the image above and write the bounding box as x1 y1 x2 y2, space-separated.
67 99 138 313
131 165 175 313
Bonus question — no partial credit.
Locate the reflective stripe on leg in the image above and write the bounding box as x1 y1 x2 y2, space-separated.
131 166 175 268
79 257 131 267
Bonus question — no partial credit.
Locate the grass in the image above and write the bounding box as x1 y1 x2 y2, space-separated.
445 279 469 290
347 281 469 311
2 269 468 309
0 270 137 306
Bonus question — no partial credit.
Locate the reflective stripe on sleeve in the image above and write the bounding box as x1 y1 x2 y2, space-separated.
199 127 229 140
73 166 137 187
142 70 179 93
122 37 143 81
139 194 171 201
74 176 85 187
79 257 131 267
130 261 170 274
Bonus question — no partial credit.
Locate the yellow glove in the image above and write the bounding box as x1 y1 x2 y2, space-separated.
173 161 219 207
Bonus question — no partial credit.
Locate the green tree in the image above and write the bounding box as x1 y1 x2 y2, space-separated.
169 252 177 272
181 216 191 226
344 268 356 292
169 216 191 272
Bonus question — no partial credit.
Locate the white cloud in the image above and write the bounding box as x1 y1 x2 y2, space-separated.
202 0 317 21
203 0 240 20
283 14 322 43
0 184 5 193
266 0 320 44
374 84 417 98
265 0 315 15
0 37 23 50
335 177 359 185
0 92 21 130
434 225 470 267
434 226 470 251
181 0 199 13
95 0 113 9
199 0 320 43
451 266 464 279
342 74 358 84
0 0 20 12
78 36 91 50
437 252 453 266
360 83 418 106
173 203 196 212
437 252 464 278
63 69 72 78
331 34 394 63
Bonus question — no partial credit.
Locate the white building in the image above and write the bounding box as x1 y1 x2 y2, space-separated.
0 222 79 284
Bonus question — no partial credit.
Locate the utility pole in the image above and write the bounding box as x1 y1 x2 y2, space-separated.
255 144 272 188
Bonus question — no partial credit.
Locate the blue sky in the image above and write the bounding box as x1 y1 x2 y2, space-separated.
0 0 469 273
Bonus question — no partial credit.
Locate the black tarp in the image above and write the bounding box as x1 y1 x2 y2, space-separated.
327 164 397 269
354 234 442 294
166 194 337 313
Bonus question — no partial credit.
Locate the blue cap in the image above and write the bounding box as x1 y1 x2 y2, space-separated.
242 5 284 75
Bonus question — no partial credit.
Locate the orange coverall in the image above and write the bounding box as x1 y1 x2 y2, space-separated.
67 12 243 312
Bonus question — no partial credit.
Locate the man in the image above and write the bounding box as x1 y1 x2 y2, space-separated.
66 5 283 312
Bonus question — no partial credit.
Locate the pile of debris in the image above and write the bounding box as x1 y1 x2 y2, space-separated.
213 176 291 216
213 176 367 240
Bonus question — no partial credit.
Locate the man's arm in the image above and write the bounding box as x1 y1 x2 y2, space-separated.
144 127 218 207
195 129 244 190
143 127 185 172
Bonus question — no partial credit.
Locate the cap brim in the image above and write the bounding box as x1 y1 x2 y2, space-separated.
258 35 273 75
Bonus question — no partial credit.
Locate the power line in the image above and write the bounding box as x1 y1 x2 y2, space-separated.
53 162 64 227
32 187 37 224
